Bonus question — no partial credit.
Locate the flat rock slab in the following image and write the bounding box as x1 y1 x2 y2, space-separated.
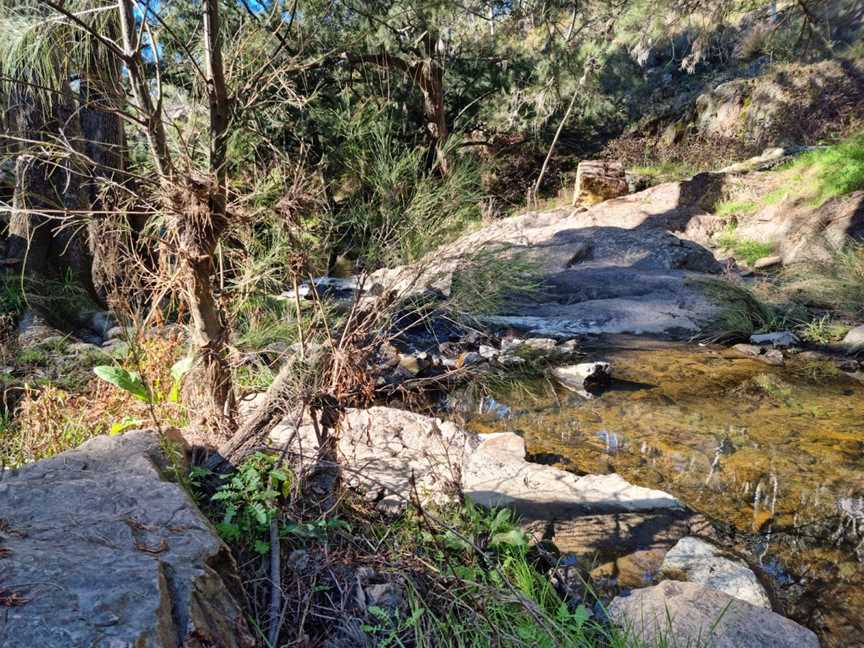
609 581 819 648
462 432 680 519
660 536 771 608
0 430 253 648
269 410 680 521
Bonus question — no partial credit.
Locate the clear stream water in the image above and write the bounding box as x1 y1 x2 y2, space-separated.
459 340 864 647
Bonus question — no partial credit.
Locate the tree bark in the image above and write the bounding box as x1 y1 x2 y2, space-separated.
7 84 99 317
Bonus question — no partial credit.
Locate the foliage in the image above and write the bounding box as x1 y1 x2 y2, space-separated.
714 230 776 266
209 453 293 554
713 198 758 217
93 355 193 413
319 103 483 268
449 246 544 318
797 315 851 345
696 279 792 343
0 275 25 317
630 161 697 184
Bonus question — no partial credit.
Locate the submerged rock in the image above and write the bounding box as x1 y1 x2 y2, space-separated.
551 361 611 394
660 537 771 608
609 581 819 648
750 331 799 348
0 430 254 648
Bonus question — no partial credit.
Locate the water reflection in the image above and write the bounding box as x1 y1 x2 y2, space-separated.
461 342 864 646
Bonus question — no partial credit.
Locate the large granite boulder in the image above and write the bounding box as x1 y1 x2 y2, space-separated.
270 406 479 515
0 430 254 648
609 580 819 648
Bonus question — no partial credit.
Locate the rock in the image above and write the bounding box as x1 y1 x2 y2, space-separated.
660 537 771 608
478 344 499 359
530 510 696 589
462 431 680 520
271 407 478 514
843 325 864 354
753 255 782 270
397 352 432 375
17 311 64 347
573 160 629 206
551 362 611 394
101 339 130 357
732 344 784 366
270 409 679 521
497 337 582 365
104 325 126 341
0 430 254 648
608 581 818 648
362 582 404 612
366 174 726 340
750 331 799 348
66 341 102 355
564 241 593 266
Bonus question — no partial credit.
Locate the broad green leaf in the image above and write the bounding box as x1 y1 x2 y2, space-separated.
170 355 195 382
93 366 152 402
490 529 529 548
110 417 142 436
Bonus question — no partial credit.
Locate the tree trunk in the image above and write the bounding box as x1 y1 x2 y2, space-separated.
416 59 449 174
178 0 236 439
79 66 133 304
7 84 99 320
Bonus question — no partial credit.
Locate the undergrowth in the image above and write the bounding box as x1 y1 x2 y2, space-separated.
0 332 188 467
195 451 647 648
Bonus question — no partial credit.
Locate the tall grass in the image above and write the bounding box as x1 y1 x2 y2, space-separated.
321 102 483 269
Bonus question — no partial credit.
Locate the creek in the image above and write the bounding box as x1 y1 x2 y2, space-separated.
456 339 864 647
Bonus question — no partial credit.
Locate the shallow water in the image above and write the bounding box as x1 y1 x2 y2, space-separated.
462 340 864 646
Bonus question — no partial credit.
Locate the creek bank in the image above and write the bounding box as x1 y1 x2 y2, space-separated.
263 405 819 645
0 430 253 648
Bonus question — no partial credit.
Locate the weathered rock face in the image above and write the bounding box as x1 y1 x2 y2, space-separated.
573 160 629 205
270 406 479 514
734 190 864 265
367 174 726 339
609 581 819 648
660 537 771 608
0 430 254 648
693 58 864 148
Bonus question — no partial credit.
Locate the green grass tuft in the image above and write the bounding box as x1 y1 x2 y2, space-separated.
714 228 775 266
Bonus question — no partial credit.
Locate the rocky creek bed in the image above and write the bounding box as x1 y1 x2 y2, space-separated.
456 339 864 647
